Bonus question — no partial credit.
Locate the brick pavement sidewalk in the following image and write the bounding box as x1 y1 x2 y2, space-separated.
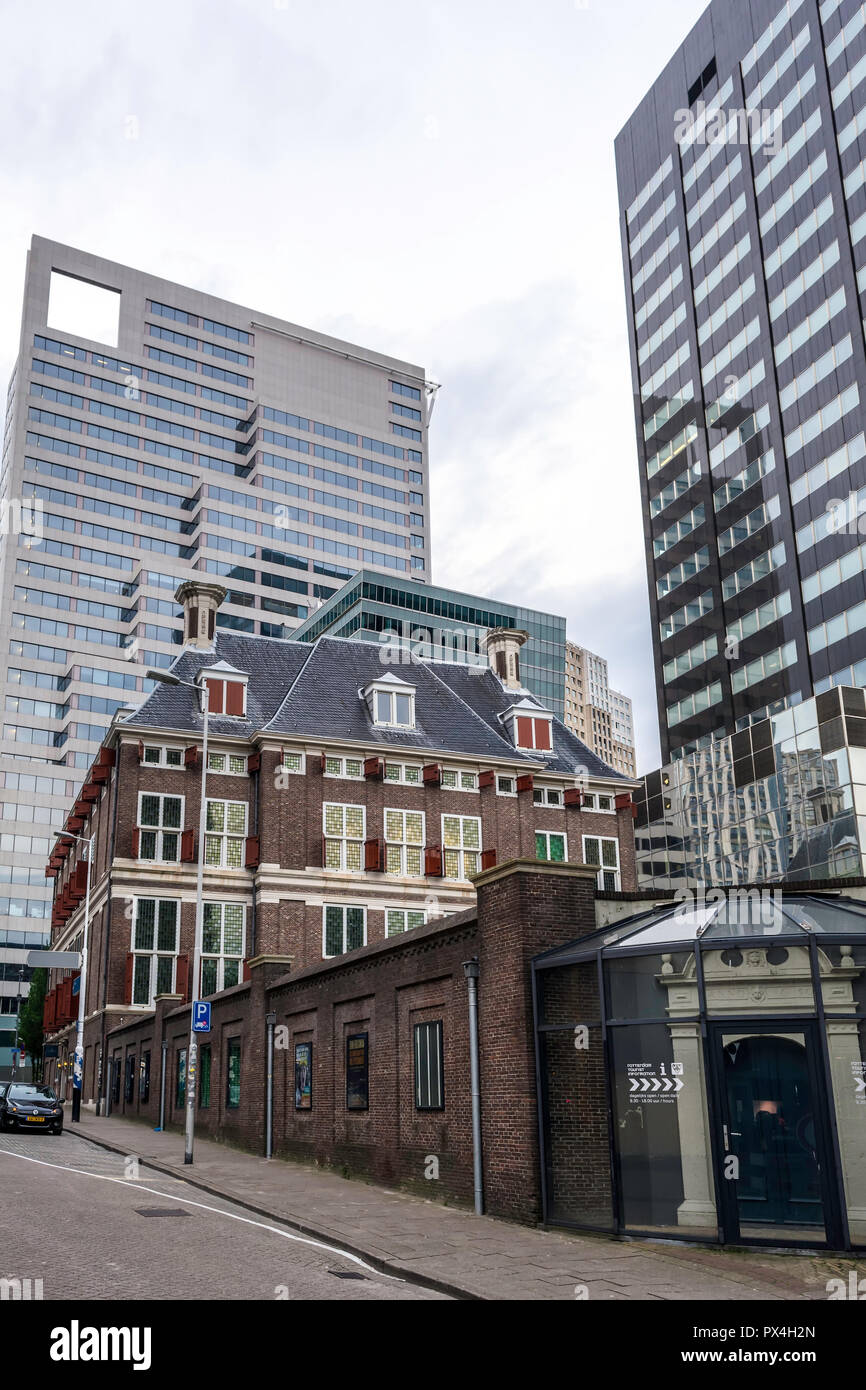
71 1112 856 1302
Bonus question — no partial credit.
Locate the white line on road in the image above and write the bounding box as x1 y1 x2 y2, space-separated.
0 1143 402 1282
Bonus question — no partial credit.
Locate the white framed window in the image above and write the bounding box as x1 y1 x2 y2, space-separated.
323 903 366 958
440 768 479 792
384 808 425 875
201 902 245 996
583 835 621 891
279 751 305 775
207 751 248 776
583 792 615 813
323 802 365 872
386 908 427 937
204 798 247 868
536 830 568 863
137 792 184 862
496 774 517 796
383 761 422 785
142 745 183 768
533 786 564 807
324 754 363 779
372 688 415 727
442 814 481 880
131 898 179 1005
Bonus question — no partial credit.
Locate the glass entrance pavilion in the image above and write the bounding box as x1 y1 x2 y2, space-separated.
532 893 866 1251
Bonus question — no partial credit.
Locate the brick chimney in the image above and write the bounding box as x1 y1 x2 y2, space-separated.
486 628 529 690
175 580 226 649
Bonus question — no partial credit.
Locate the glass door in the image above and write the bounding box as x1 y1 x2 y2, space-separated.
710 1022 835 1246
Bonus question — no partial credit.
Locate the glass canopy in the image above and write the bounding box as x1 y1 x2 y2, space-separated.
536 894 866 968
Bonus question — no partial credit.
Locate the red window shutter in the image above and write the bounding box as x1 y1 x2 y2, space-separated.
516 774 534 794
181 829 195 862
124 953 135 1006
364 838 384 872
364 756 384 780
615 793 632 810
425 845 443 877
242 959 252 982
137 741 144 762
206 679 224 715
245 835 260 868
534 719 552 751
247 752 261 773
479 770 495 789
516 716 533 748
225 681 245 717
481 848 497 871
564 787 583 807
176 953 190 1003
320 752 327 772
97 747 116 768
423 763 441 786
131 828 140 859
184 745 199 767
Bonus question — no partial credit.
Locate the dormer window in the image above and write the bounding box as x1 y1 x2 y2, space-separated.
502 698 554 752
362 674 416 729
199 662 249 718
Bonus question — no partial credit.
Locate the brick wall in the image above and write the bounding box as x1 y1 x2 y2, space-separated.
85 860 600 1223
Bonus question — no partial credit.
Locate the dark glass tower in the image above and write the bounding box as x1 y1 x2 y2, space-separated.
617 0 866 765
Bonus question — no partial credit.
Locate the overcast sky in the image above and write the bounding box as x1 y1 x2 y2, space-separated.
0 0 711 772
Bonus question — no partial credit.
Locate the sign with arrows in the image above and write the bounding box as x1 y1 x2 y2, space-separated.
626 1061 684 1104
853 1061 866 1105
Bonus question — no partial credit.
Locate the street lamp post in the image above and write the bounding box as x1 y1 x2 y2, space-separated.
147 669 209 1165
49 829 95 1121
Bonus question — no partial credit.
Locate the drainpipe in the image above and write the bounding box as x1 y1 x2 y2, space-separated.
463 958 484 1215
265 1012 277 1158
157 1038 168 1133
97 740 122 1117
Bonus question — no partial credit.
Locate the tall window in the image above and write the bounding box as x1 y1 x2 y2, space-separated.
204 799 247 867
536 831 567 863
226 1038 241 1109
384 809 425 875
323 803 365 871
199 1045 211 1108
583 835 621 891
201 903 245 995
137 793 183 862
175 1047 187 1109
131 898 179 1006
414 1021 444 1110
323 904 366 958
442 814 481 880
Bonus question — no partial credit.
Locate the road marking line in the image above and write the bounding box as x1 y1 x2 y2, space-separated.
0 1143 401 1281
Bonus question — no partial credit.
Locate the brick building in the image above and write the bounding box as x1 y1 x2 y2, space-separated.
41 581 638 1110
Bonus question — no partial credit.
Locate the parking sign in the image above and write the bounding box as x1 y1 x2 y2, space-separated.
193 1001 211 1033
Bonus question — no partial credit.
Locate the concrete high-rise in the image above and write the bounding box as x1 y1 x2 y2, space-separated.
563 642 637 777
617 0 866 885
0 236 432 1064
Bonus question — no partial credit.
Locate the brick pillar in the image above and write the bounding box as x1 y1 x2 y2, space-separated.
246 955 294 1153
472 858 598 1224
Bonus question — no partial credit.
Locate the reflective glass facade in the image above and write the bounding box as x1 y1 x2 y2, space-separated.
292 569 568 716
636 684 866 885
617 0 866 765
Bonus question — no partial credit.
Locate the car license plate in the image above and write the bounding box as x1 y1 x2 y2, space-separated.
26 1116 45 1122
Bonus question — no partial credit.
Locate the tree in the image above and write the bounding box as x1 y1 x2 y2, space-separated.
17 969 46 1082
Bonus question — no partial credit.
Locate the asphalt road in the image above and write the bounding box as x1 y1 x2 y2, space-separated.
0 1130 448 1301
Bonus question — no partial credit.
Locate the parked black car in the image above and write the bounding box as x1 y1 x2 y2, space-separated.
0 1084 63 1134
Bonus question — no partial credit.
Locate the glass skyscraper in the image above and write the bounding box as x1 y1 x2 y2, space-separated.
618 0 866 885
292 569 568 716
0 236 432 1061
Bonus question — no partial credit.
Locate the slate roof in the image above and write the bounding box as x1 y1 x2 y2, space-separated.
121 632 631 781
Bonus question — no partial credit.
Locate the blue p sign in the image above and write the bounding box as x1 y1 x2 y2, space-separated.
193 1001 211 1033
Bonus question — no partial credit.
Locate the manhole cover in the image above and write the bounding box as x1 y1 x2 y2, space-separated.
134 1208 189 1218
328 1270 366 1280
